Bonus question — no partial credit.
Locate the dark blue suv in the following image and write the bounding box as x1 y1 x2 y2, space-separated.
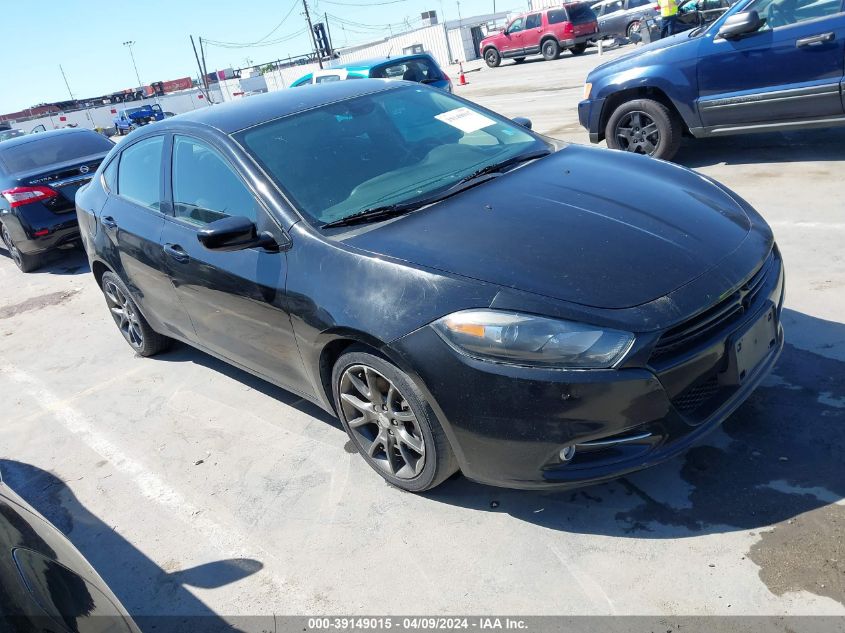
579 0 845 160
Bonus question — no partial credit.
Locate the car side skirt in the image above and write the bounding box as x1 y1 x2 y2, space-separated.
689 114 845 138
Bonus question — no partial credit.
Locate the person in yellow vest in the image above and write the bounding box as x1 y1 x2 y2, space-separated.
658 0 680 38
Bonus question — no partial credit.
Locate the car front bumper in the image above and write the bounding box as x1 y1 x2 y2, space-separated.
390 252 784 490
578 97 605 143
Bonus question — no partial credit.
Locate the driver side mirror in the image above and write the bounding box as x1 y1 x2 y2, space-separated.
718 10 764 39
197 216 279 252
512 116 533 130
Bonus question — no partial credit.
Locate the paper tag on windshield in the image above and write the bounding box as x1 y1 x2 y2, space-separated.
435 108 496 133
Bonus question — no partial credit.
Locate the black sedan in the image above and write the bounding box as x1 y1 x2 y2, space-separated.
1 129 113 272
76 80 784 491
0 471 140 632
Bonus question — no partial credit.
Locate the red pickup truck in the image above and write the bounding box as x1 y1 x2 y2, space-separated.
480 4 599 67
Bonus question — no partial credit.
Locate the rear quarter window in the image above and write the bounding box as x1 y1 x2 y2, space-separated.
548 8 569 22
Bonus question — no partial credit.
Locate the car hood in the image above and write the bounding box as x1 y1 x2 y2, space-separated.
344 146 752 310
590 30 699 79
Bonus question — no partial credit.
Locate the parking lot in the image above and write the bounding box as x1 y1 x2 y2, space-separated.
1 46 844 624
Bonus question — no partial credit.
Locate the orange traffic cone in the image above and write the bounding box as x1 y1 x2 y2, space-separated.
458 61 468 86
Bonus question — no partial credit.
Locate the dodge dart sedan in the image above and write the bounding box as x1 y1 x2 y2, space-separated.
76 80 784 492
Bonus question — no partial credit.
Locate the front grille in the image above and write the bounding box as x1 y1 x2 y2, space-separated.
671 376 721 414
651 251 775 362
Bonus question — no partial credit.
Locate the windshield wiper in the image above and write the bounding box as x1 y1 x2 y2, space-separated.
322 148 552 229
456 149 552 185
322 200 426 229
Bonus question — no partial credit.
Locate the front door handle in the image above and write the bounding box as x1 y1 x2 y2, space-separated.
163 243 189 263
796 32 834 47
101 216 117 229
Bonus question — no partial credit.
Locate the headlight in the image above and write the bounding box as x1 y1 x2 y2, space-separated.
583 82 592 99
431 309 634 369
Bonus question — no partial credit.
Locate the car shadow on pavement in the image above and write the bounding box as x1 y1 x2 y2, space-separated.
676 127 845 168
154 342 342 430
0 244 90 276
0 459 264 632
428 308 845 544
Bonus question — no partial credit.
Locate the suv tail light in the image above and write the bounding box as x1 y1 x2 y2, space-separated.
2 186 59 208
564 22 575 34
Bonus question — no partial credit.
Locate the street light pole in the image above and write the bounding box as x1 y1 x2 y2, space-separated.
122 41 143 89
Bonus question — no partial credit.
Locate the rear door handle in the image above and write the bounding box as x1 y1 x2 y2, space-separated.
163 243 189 263
101 216 117 229
796 32 834 47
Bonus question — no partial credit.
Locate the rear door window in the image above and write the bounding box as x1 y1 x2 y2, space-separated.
525 13 542 28
116 136 164 211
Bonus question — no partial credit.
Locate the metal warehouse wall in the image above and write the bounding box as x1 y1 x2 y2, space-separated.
338 24 453 67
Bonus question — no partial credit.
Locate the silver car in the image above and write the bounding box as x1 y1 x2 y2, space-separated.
591 0 659 39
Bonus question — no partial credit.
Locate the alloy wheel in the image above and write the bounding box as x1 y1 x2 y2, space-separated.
104 281 144 349
1 225 22 268
339 364 426 479
615 110 660 155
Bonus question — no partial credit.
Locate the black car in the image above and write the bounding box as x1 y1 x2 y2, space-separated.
0 471 140 632
1 129 113 272
76 80 784 492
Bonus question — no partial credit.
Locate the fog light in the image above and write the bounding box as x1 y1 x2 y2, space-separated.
559 445 576 463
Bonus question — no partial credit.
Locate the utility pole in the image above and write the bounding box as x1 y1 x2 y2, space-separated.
59 65 75 101
199 37 214 102
324 12 334 57
190 35 210 101
302 0 323 69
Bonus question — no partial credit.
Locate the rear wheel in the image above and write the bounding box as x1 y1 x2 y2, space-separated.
541 39 560 60
333 349 458 492
627 20 641 39
605 98 682 160
101 271 171 357
570 43 587 55
484 48 501 68
1 223 40 273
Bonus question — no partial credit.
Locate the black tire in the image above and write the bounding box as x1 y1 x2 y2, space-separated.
604 98 683 160
1 222 41 272
332 348 459 492
484 48 501 68
101 271 171 357
513 56 526 64
570 43 587 55
626 20 641 39
541 39 560 60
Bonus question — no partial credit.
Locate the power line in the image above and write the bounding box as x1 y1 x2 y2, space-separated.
320 0 412 5
202 0 299 48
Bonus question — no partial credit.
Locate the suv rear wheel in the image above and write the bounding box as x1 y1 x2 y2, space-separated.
541 39 560 60
484 48 501 68
605 98 682 160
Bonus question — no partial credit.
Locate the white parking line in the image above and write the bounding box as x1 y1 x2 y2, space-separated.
1 362 289 602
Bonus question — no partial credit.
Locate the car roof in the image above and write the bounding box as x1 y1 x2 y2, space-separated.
329 53 435 71
0 127 97 150
172 78 404 134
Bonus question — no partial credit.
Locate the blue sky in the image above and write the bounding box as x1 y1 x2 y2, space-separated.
3 0 524 114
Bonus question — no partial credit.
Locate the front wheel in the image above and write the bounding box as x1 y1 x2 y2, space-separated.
627 20 641 39
541 39 560 60
605 98 682 160
484 48 501 68
570 43 587 55
1 223 40 272
101 271 171 356
332 349 458 492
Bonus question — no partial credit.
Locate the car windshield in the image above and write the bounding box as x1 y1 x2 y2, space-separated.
236 86 547 226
